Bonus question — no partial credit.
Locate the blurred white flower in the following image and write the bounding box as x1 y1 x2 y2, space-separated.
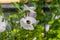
33 37 36 40
0 16 7 32
23 5 36 18
55 15 60 19
16 21 19 24
20 16 38 30
0 16 3 22
45 24 51 32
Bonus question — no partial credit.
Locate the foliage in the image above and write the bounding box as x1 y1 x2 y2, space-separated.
0 0 60 40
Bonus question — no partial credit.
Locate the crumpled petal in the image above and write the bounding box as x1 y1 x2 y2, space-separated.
23 5 36 13
23 5 36 18
29 12 36 18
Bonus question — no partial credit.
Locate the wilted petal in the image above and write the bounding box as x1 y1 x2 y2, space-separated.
29 12 36 18
23 4 36 18
23 5 36 13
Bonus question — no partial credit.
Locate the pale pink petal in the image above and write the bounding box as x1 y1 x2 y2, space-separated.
29 12 36 18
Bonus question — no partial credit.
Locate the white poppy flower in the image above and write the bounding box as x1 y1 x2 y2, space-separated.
45 24 51 32
23 5 36 18
0 16 7 32
20 16 38 30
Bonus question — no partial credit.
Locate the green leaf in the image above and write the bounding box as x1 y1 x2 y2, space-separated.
48 20 54 25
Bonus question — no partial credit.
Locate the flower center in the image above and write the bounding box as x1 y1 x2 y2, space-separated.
26 20 30 24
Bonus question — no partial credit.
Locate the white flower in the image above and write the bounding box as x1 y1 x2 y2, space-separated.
0 16 7 32
55 15 60 19
33 37 36 40
45 24 51 32
23 5 36 18
20 16 38 30
0 16 3 22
